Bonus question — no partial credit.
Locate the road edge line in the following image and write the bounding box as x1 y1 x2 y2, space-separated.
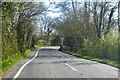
13 48 41 78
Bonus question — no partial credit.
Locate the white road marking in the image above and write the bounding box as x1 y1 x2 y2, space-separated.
65 63 77 72
13 48 41 78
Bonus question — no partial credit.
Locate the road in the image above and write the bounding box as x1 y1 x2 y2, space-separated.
6 47 118 78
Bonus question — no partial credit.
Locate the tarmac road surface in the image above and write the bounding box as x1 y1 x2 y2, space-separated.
6 47 118 78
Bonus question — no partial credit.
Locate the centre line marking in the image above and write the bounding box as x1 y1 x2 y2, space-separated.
13 48 41 79
65 63 77 72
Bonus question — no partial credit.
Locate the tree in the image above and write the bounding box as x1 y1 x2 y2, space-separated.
38 14 55 44
2 2 46 59
118 1 120 64
16 2 45 52
54 1 118 52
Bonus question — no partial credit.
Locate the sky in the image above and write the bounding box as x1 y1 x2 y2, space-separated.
36 0 119 23
36 0 119 33
47 8 61 18
43 0 61 18
42 0 118 18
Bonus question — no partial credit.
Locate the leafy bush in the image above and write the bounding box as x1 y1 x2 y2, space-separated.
61 31 119 68
82 33 118 61
51 36 61 46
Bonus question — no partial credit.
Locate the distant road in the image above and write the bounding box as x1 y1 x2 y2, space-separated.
7 47 118 78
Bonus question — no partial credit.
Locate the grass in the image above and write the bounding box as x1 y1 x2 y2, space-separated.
1 48 35 75
62 50 120 69
1 45 59 75
34 45 60 48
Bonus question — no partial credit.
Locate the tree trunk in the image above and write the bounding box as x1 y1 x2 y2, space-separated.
118 1 120 65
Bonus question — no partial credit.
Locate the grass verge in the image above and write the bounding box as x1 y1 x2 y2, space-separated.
34 45 60 48
1 47 35 75
62 50 120 69
1 45 59 75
